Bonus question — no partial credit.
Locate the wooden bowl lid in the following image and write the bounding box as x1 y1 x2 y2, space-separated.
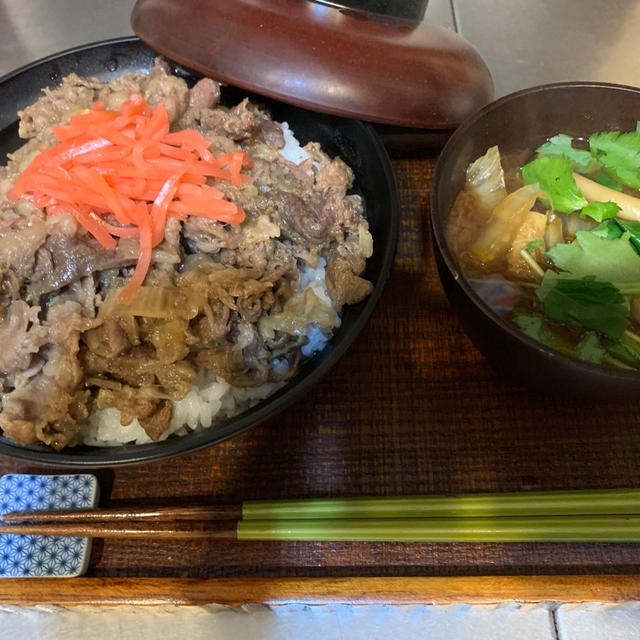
130 0 494 129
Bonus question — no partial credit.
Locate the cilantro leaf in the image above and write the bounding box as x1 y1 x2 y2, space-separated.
591 219 623 240
512 312 573 354
535 271 628 339
524 239 543 253
514 312 610 361
536 134 598 173
513 312 550 342
576 331 606 364
613 219 640 255
591 170 624 192
604 339 640 368
546 229 640 283
589 130 640 189
580 200 621 222
521 156 588 213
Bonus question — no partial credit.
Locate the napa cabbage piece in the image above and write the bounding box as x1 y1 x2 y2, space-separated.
464 145 507 219
544 213 564 250
259 287 337 340
99 285 204 320
563 212 597 236
467 183 544 265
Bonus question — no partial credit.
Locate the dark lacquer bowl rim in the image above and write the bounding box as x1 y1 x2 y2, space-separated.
0 37 399 467
431 81 640 388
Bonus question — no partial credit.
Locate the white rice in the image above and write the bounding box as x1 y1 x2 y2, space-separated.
79 372 285 446
280 122 309 165
80 122 339 447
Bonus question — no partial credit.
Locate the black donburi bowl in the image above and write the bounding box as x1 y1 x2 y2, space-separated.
0 37 398 466
431 82 640 399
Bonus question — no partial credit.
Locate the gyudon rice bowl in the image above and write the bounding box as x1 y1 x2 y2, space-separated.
0 59 374 451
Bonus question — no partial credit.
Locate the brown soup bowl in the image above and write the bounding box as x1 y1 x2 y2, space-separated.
430 82 640 399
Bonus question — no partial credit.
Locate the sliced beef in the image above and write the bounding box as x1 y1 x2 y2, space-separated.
155 361 196 400
139 317 191 364
195 343 269 388
0 301 48 374
97 71 146 111
163 217 182 255
18 73 102 139
139 400 173 440
151 217 183 268
82 330 195 400
0 374 83 448
279 157 315 188
206 267 274 315
202 98 257 140
325 252 373 309
195 317 301 388
189 78 220 109
321 190 364 232
256 115 285 148
274 190 336 244
83 317 131 359
81 345 159 388
44 211 79 236
95 386 172 441
0 208 47 278
116 315 141 347
190 301 231 343
183 217 243 254
2 139 44 190
0 301 88 449
27 234 137 300
314 156 354 191
142 65 190 124
41 302 86 389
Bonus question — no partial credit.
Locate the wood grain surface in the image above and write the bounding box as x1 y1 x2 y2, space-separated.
1 156 640 580
1 575 640 606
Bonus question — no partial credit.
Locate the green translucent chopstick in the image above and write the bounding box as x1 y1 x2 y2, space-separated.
242 489 640 520
237 515 640 542
4 514 640 542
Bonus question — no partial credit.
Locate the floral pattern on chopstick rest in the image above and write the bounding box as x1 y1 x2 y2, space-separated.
0 474 99 578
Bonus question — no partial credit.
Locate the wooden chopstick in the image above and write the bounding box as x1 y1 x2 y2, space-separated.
1 504 241 524
0 521 237 539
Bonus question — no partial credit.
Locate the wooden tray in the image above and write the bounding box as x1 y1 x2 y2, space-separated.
1 576 640 606
0 156 639 583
